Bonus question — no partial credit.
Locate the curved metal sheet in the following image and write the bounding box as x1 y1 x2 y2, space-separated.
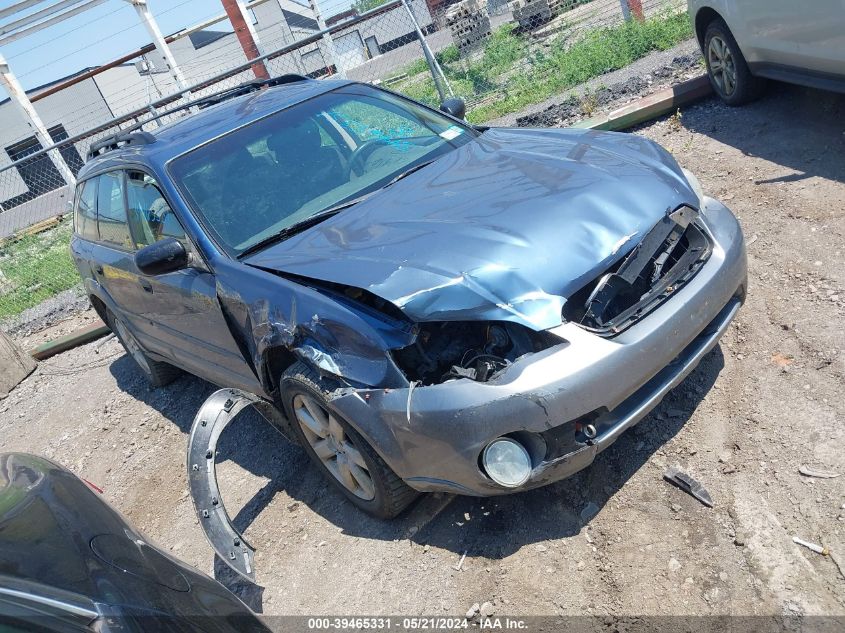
187 389 263 582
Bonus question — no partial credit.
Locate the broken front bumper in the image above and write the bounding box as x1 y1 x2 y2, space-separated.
329 197 747 496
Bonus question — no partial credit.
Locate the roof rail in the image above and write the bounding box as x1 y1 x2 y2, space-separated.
86 131 156 160
194 74 310 109
84 74 310 160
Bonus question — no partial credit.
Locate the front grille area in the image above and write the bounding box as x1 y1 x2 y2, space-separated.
562 210 712 336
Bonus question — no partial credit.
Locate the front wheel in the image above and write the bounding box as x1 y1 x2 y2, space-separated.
280 362 418 518
704 18 766 105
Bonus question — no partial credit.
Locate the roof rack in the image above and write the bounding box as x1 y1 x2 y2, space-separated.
86 131 156 160
86 74 309 160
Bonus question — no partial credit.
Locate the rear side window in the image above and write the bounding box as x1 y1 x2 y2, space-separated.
74 178 98 241
96 171 133 249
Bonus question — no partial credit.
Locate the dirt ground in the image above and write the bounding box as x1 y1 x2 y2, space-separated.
1 82 844 622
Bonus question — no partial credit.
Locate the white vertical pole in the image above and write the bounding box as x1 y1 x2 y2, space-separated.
307 0 345 79
0 52 76 187
236 0 264 55
127 0 192 99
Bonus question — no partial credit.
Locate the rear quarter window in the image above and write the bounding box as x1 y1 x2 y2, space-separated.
73 178 98 241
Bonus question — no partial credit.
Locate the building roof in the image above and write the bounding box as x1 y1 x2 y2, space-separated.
188 29 232 50
0 65 104 107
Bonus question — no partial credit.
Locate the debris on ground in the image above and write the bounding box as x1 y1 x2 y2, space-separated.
466 602 480 618
663 466 713 507
798 465 841 479
580 501 600 522
93 333 116 353
792 536 829 556
454 550 467 571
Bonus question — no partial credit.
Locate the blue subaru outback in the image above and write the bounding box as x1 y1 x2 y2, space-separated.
71 75 746 519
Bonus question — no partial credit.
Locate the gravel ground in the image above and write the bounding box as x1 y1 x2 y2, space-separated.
1 82 844 622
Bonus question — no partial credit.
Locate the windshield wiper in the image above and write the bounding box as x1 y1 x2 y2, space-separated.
237 194 371 259
383 159 436 188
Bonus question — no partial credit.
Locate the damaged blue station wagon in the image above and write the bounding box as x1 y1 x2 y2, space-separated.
71 75 747 522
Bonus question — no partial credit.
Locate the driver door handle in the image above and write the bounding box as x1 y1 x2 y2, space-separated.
139 278 153 293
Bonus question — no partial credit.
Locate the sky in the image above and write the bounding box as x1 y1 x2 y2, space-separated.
0 0 352 95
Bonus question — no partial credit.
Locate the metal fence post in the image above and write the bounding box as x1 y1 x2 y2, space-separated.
309 0 345 79
0 52 76 188
619 0 644 21
127 0 192 99
400 0 452 103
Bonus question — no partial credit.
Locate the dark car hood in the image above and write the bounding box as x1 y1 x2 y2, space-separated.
0 453 270 630
247 127 697 330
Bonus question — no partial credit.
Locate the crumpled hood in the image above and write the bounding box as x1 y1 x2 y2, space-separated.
246 127 697 330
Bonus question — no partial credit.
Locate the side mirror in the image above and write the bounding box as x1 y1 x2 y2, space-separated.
135 238 188 276
440 98 466 120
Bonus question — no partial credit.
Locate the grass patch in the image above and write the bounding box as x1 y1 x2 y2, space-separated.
394 10 693 123
0 220 78 319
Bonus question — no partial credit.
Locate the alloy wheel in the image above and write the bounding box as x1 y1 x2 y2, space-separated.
293 393 376 501
708 35 737 96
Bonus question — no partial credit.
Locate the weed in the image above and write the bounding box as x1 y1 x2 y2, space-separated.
580 89 598 116
668 107 683 131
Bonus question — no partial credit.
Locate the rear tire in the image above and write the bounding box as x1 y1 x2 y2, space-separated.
109 311 182 388
704 18 766 105
280 361 418 519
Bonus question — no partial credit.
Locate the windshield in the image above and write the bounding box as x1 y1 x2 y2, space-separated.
169 84 476 257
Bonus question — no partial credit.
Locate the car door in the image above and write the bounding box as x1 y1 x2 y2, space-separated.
70 176 100 289
737 0 845 74
123 169 262 392
88 170 151 341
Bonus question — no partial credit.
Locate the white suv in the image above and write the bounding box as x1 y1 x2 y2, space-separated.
688 1 845 104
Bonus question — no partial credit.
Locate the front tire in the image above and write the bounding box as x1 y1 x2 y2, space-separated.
704 18 765 105
280 362 418 519
109 312 182 388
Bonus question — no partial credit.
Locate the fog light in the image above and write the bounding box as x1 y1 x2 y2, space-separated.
482 438 532 488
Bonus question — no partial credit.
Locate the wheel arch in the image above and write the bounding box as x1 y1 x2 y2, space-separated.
87 294 110 328
694 6 724 47
279 360 409 483
260 345 299 396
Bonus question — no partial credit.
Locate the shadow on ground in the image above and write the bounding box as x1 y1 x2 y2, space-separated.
111 343 725 600
681 83 845 185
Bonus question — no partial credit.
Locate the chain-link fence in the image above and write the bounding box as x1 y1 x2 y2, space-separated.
0 0 690 333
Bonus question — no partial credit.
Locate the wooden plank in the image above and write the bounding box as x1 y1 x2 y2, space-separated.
0 215 64 248
574 74 712 132
0 328 36 398
29 320 110 361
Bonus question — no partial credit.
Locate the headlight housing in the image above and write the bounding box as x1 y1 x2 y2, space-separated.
391 321 563 385
482 437 532 487
682 167 705 209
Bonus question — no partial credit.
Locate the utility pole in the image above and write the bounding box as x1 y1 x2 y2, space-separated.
308 0 344 79
0 52 76 187
126 0 192 99
221 0 270 80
